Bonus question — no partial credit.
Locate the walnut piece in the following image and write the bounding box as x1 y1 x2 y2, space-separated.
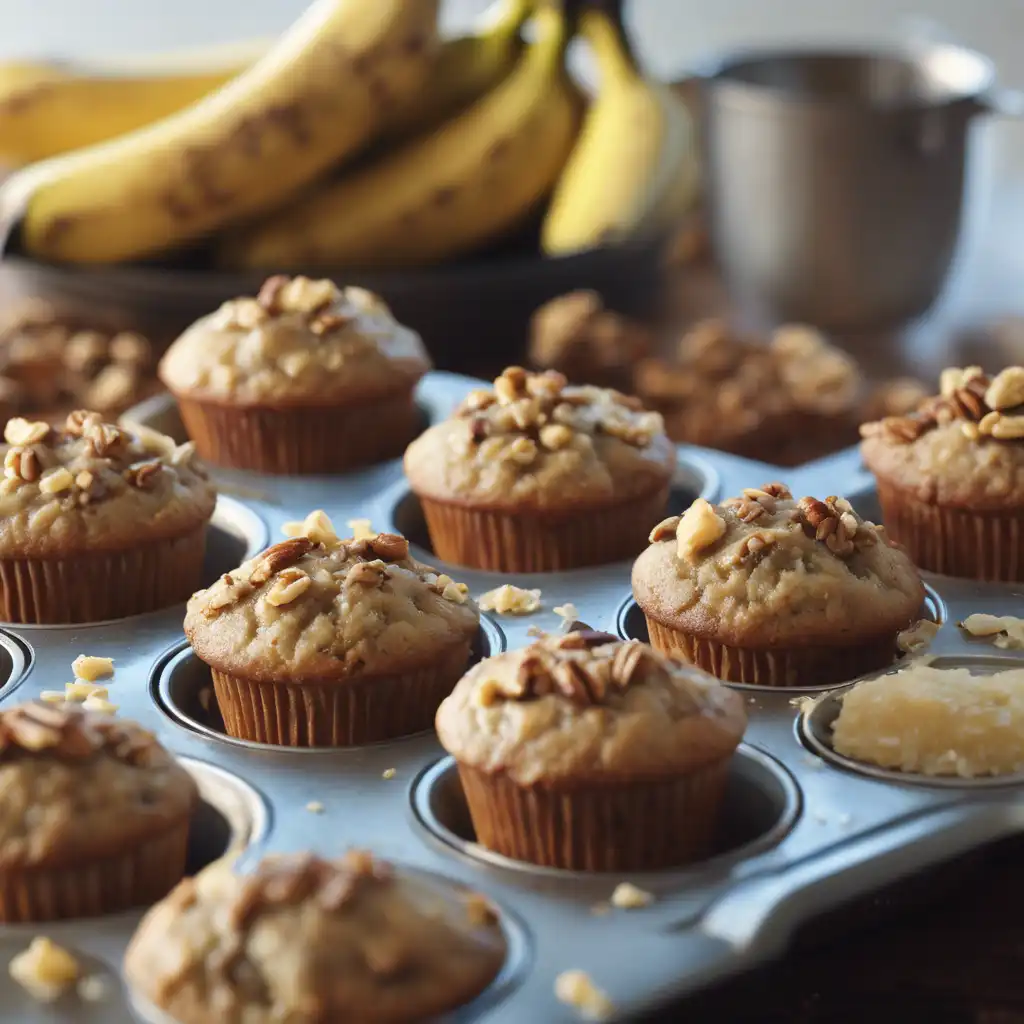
281 509 340 548
249 538 315 587
265 568 313 607
675 498 726 561
896 619 940 655
985 367 1024 411
3 418 50 445
3 445 39 482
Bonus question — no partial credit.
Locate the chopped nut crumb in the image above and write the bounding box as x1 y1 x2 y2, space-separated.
305 801 325 814
347 518 375 541
555 969 614 1020
553 602 579 622
382 768 396 779
675 498 726 561
478 584 542 615
610 882 654 909
527 625 547 638
81 695 117 714
9 937 79 1003
76 975 108 1002
896 619 940 655
39 690 65 703
71 655 114 682
281 509 340 548
65 681 108 702
960 613 1024 650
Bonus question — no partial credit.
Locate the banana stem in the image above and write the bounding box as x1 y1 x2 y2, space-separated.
578 5 640 83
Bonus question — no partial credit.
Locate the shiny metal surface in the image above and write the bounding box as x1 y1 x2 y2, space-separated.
702 46 1008 330
0 371 1022 1022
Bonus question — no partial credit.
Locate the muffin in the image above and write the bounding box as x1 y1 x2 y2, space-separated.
124 850 507 1024
404 366 676 572
632 484 925 688
830 661 1024 777
0 701 198 922
159 276 431 475
435 630 747 871
860 365 1024 581
184 511 479 746
0 410 215 623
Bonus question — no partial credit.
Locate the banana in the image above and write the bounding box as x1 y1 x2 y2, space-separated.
219 5 579 272
540 7 700 256
378 0 531 146
0 40 269 165
4 0 440 265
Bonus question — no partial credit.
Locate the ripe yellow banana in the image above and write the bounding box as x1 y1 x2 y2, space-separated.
540 7 700 256
0 40 269 165
378 0 531 145
219 5 580 272
4 0 440 265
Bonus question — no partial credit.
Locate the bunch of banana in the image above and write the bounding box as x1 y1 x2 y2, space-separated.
0 39 269 166
540 6 700 256
218 2 581 271
3 0 442 265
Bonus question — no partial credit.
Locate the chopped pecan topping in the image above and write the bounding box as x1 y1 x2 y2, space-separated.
345 560 387 587
248 538 315 586
231 850 394 931
0 702 157 764
735 532 775 562
796 495 864 557
256 274 289 312
63 410 102 437
368 533 410 562
124 460 163 490
4 445 39 482
265 567 313 607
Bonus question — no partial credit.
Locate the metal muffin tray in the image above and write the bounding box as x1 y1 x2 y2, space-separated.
2 370 1023 1023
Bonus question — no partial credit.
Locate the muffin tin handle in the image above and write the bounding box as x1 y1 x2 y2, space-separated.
698 803 1020 952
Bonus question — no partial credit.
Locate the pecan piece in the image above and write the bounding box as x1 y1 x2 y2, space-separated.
369 533 409 562
611 640 646 687
64 410 102 437
256 274 289 312
249 538 314 586
84 421 125 458
3 446 39 482
124 460 163 490
552 659 597 705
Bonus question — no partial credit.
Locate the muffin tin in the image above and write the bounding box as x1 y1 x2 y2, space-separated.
0 369 1022 1023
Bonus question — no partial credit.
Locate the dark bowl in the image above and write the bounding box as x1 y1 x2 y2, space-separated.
0 235 667 379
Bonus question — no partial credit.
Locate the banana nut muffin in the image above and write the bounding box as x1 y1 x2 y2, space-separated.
184 511 479 746
124 850 507 1024
860 365 1024 580
436 630 746 870
159 275 431 475
403 365 676 572
0 701 198 922
632 484 925 687
0 410 215 623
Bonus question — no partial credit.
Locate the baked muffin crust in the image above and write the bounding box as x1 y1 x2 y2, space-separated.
0 411 214 557
159 276 430 406
404 366 675 510
632 484 925 648
124 850 507 1024
184 512 479 682
860 365 1024 510
0 702 197 870
436 631 746 786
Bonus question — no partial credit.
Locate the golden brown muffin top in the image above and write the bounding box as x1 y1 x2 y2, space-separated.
631 484 924 648
0 702 198 869
860 366 1024 509
159 276 430 405
0 410 215 558
184 511 479 682
403 366 675 510
435 631 746 786
123 850 507 1024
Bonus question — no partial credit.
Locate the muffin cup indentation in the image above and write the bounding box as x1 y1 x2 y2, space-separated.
175 388 421 476
413 750 800 877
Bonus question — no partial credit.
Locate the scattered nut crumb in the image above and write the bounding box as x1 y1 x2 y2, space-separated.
9 937 79 1003
801 755 825 771
553 603 580 632
527 625 547 638
590 902 610 916
382 768 396 780
76 975 108 1002
81 695 117 714
65 681 108 702
790 695 817 713
39 691 65 703
897 619 940 655
71 655 113 682
347 518 375 541
960 613 1024 650
281 509 340 547
478 584 542 615
610 882 654 909
555 969 614 1020
305 801 324 814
